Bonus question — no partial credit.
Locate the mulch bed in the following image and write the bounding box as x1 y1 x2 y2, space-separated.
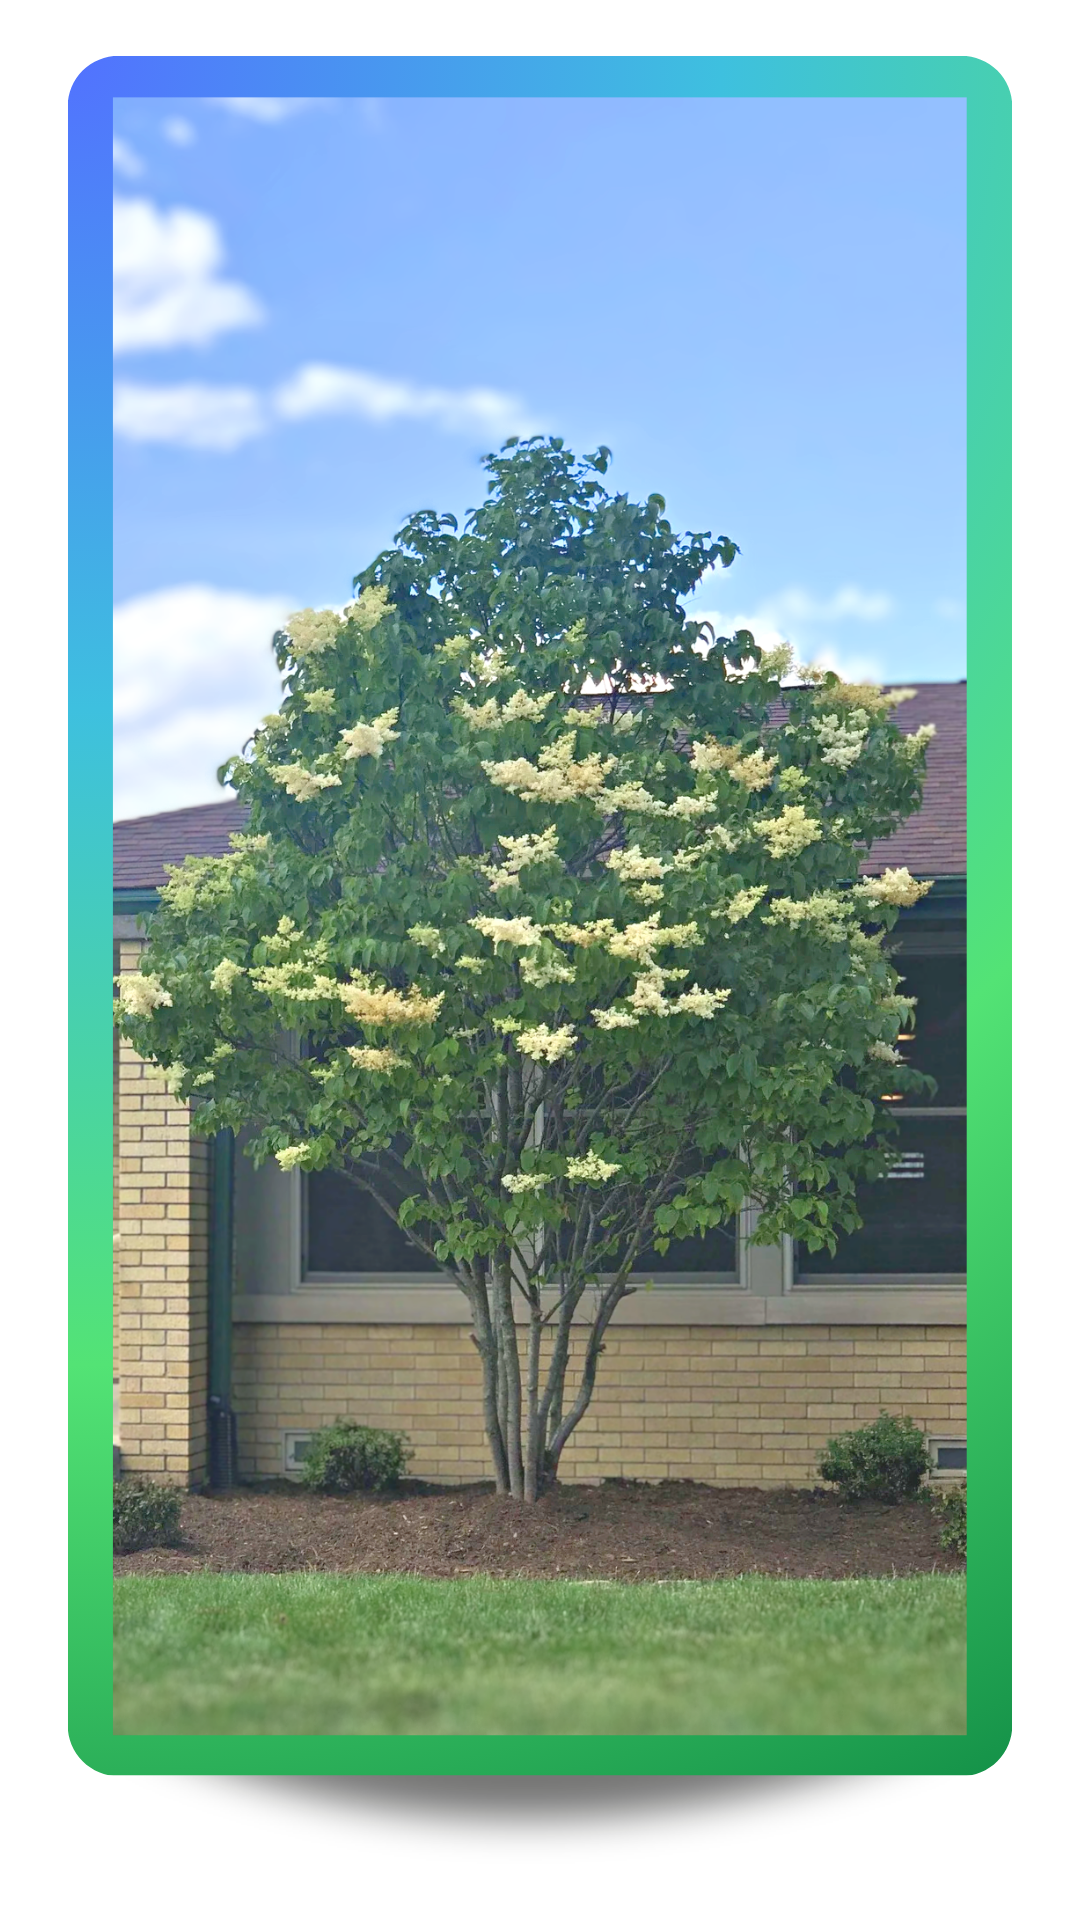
115 1478 964 1581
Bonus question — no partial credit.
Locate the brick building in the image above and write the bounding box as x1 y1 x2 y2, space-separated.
113 683 967 1488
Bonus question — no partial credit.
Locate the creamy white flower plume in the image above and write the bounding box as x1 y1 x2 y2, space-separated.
116 971 172 1016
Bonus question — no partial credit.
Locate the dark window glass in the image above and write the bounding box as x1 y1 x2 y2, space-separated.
627 1220 737 1278
305 1167 440 1276
797 1115 965 1280
796 954 966 1282
890 955 966 1105
935 1445 967 1470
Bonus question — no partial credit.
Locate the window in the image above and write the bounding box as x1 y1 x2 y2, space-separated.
795 952 966 1285
304 1162 443 1281
929 1437 967 1474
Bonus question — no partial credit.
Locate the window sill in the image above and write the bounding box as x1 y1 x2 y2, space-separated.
233 1284 967 1327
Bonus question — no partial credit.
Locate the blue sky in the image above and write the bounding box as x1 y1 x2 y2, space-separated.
112 93 965 818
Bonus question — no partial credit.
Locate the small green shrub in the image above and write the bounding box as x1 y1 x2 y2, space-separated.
937 1480 967 1556
818 1413 930 1503
114 1477 183 1553
300 1420 411 1494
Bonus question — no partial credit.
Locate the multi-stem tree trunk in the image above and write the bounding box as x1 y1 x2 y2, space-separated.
463 1258 632 1502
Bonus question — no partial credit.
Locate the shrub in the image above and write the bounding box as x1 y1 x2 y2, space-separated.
937 1480 967 1556
818 1413 930 1503
300 1420 411 1494
114 1477 183 1553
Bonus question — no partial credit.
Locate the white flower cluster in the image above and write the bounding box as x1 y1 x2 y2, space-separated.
757 641 796 679
854 868 933 909
606 914 701 962
545 920 616 948
435 632 474 660
777 765 809 795
276 1144 313 1171
728 748 779 791
455 954 487 974
161 848 254 914
671 846 704 871
486 825 562 893
898 723 937 757
667 793 719 818
469 913 544 949
671 984 731 1018
599 781 667 816
689 738 741 774
454 695 501 730
565 1150 621 1183
501 1171 552 1194
303 688 336 714
723 886 768 924
868 1041 902 1064
482 733 617 806
763 893 853 942
606 846 671 896
469 646 512 685
339 708 400 760
816 682 915 715
454 687 555 730
210 958 244 994
249 960 340 1002
268 762 342 802
515 1023 578 1063
263 916 305 953
285 608 342 657
752 804 823 859
689 739 776 789
811 710 869 769
408 924 446 955
346 583 392 632
592 1007 640 1030
346 1045 403 1071
339 977 445 1026
116 971 172 1017
229 832 270 852
623 973 728 1021
519 949 576 987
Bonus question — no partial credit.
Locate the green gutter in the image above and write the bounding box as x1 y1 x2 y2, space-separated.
208 1128 237 1488
113 888 161 918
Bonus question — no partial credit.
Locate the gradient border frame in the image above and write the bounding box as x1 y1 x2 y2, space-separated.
71 53 1010 1777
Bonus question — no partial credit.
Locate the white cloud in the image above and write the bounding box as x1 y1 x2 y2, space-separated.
272 362 538 439
686 581 894 685
113 361 539 450
114 381 267 450
114 585 292 818
208 97 318 122
162 116 196 147
691 577 894 626
113 137 144 179
113 196 265 353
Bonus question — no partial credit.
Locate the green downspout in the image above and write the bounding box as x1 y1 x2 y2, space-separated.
207 1129 236 1487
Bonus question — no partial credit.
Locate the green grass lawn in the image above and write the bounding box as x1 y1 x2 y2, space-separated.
113 1572 965 1736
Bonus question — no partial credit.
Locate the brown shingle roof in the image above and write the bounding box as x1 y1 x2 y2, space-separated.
857 683 965 877
114 798 250 890
113 683 965 891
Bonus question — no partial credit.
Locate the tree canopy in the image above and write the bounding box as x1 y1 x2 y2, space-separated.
117 437 936 1499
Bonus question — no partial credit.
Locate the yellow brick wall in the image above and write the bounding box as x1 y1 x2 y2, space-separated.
114 939 210 1486
232 1321 966 1486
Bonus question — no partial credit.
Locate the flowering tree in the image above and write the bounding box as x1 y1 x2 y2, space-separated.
117 438 936 1501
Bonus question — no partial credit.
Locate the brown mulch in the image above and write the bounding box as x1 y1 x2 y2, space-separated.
115 1478 964 1581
